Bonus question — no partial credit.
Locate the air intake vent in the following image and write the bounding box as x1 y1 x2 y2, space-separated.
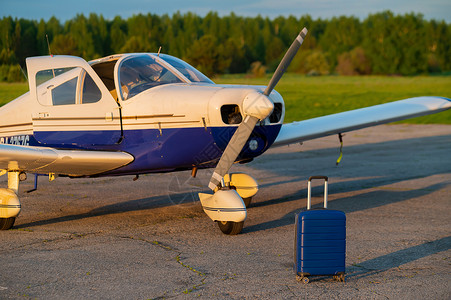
269 103 282 123
221 105 243 124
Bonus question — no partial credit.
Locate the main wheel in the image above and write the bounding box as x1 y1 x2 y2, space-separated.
217 221 244 235
0 217 15 230
243 197 252 208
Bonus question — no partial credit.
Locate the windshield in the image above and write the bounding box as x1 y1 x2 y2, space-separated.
158 54 214 84
119 54 183 100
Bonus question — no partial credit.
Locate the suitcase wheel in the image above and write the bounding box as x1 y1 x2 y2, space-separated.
296 275 310 284
333 273 345 282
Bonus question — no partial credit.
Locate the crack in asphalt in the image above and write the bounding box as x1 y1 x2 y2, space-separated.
370 289 390 300
0 231 103 254
285 284 297 297
121 236 207 299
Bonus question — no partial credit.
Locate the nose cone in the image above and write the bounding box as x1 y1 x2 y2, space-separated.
242 91 274 120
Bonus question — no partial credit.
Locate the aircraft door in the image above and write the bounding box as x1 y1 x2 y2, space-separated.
26 56 122 147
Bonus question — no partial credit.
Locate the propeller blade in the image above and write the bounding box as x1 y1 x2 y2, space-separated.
209 115 258 190
208 28 308 191
208 91 274 191
264 27 308 96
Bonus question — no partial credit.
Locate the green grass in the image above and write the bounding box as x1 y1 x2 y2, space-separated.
214 74 451 124
2 75 451 123
0 82 29 106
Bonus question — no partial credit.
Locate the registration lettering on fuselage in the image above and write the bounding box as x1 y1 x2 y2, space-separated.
0 135 30 146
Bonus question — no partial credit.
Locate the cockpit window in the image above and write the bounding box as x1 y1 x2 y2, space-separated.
119 55 183 100
158 54 214 84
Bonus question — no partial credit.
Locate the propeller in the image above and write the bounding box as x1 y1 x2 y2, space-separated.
208 27 308 191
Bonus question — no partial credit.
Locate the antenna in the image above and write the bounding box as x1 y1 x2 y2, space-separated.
19 65 28 81
46 34 55 78
157 46 162 57
46 34 53 57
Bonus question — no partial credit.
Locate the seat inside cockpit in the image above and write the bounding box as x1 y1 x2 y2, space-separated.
91 59 119 101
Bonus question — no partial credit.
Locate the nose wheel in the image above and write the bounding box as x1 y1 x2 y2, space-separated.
0 217 15 230
217 221 244 235
243 197 252 208
0 172 21 230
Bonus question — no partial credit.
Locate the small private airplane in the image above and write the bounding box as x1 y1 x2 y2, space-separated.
1 28 450 234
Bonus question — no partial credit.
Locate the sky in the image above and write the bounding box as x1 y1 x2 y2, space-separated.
1 0 451 22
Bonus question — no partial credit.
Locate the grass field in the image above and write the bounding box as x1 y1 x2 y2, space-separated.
0 82 29 106
1 75 450 123
215 74 451 124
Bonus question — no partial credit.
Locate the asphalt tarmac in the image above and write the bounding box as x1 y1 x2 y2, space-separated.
1 124 450 299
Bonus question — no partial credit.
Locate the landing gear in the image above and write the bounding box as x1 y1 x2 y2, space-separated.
0 168 21 230
0 217 15 230
199 173 258 235
243 197 252 208
224 173 258 207
199 189 247 235
217 221 244 235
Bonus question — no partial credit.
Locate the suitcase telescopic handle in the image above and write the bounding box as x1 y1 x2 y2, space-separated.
307 176 328 210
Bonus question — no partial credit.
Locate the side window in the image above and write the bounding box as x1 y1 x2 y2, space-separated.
52 77 78 105
81 73 102 104
35 67 77 106
35 67 103 106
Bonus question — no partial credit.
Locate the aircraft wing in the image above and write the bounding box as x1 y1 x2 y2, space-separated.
0 144 134 176
272 96 451 147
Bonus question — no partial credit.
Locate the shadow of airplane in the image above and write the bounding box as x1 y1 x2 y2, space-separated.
243 182 448 233
14 192 200 229
13 133 451 230
246 134 450 207
252 133 451 190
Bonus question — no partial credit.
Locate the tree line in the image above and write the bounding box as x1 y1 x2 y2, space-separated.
0 11 450 82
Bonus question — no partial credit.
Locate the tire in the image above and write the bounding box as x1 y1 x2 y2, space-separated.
243 197 252 208
0 217 15 230
227 183 253 208
217 221 244 235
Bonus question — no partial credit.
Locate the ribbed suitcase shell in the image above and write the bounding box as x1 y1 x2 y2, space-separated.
294 209 346 276
294 176 346 281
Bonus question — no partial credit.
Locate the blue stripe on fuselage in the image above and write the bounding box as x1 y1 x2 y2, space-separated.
26 124 281 176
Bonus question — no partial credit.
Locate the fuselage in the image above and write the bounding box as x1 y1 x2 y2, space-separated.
0 53 284 176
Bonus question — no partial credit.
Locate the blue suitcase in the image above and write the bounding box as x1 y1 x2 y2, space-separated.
294 176 346 283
